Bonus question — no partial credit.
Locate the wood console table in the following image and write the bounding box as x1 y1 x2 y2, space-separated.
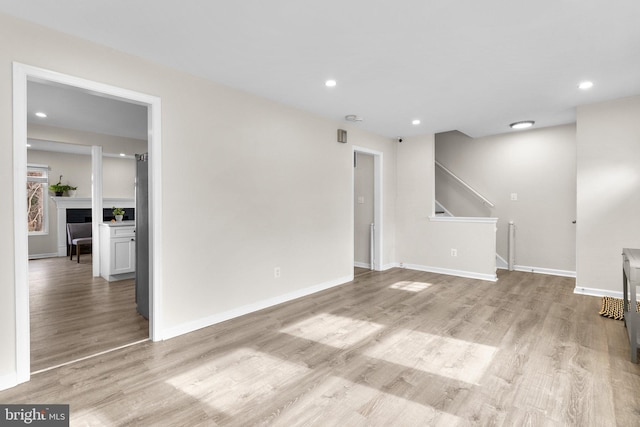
622 248 640 363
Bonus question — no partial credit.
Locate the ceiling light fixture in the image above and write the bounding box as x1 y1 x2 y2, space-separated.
325 79 337 87
35 112 47 118
510 121 535 130
412 119 421 125
345 114 363 122
119 153 126 157
26 144 31 148
578 81 593 90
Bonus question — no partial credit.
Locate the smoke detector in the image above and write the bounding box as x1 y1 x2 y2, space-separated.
345 114 363 122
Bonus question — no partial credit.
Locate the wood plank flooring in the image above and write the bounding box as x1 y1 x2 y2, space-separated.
3 268 640 426
29 256 148 372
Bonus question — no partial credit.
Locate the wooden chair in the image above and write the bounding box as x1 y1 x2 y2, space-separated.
67 223 93 263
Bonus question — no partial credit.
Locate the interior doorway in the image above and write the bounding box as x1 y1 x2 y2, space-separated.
12 63 163 385
352 146 383 273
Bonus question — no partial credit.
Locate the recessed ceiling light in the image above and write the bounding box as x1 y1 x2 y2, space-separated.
325 79 337 87
412 119 421 125
26 144 31 148
35 112 47 118
578 81 594 90
510 121 535 130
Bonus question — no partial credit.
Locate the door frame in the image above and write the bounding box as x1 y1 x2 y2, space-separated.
352 146 383 271
12 63 164 385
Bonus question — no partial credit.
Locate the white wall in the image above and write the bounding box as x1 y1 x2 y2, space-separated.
396 136 497 280
0 13 398 385
435 125 577 274
354 152 374 267
576 95 640 296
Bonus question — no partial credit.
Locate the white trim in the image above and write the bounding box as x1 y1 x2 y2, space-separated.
402 263 498 282
381 262 400 271
352 146 383 271
573 286 622 299
354 261 371 269
28 138 136 159
28 253 58 260
163 275 353 340
91 145 103 278
32 338 149 375
513 265 576 278
429 216 498 224
12 63 164 389
13 63 30 386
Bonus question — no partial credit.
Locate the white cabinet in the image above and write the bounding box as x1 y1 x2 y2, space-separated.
100 222 136 281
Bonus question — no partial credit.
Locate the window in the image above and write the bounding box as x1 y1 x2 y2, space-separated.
27 164 49 235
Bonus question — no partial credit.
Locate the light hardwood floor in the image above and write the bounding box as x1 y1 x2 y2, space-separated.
3 268 640 426
29 256 148 372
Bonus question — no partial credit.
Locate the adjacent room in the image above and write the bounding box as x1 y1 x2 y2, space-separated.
1 1 639 426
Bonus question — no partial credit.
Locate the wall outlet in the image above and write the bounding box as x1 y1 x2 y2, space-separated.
451 248 457 257
274 267 281 278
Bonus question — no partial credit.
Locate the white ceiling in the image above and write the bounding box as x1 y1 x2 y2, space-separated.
28 81 148 140
3 1 640 138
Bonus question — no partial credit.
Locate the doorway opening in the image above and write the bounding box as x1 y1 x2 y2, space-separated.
12 63 163 385
352 146 383 274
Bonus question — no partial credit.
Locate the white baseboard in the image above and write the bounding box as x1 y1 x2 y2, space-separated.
162 274 353 340
0 372 18 392
381 262 400 271
28 252 58 260
573 286 622 299
353 261 371 269
402 263 498 282
513 265 576 278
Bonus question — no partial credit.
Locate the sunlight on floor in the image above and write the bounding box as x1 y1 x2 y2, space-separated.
389 281 433 292
166 348 309 416
280 313 384 349
365 330 497 385
268 375 463 425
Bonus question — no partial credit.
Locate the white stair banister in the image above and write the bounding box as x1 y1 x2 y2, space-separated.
435 160 495 208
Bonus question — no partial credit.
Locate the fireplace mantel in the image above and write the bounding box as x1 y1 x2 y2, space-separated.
53 197 134 256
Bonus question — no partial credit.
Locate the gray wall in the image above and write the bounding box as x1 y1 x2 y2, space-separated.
435 125 577 273
576 95 640 295
354 152 374 267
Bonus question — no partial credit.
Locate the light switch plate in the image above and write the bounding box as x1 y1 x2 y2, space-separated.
357 196 365 204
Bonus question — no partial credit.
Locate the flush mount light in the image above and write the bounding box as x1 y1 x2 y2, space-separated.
345 114 363 122
578 81 593 90
510 121 535 130
119 153 126 157
35 112 47 118
325 79 337 87
412 119 421 125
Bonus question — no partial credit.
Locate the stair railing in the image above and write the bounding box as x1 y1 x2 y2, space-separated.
435 161 495 208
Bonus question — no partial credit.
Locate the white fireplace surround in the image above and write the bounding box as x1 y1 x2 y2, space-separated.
52 197 134 256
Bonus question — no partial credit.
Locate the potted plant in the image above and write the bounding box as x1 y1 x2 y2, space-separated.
48 175 76 196
112 206 125 222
